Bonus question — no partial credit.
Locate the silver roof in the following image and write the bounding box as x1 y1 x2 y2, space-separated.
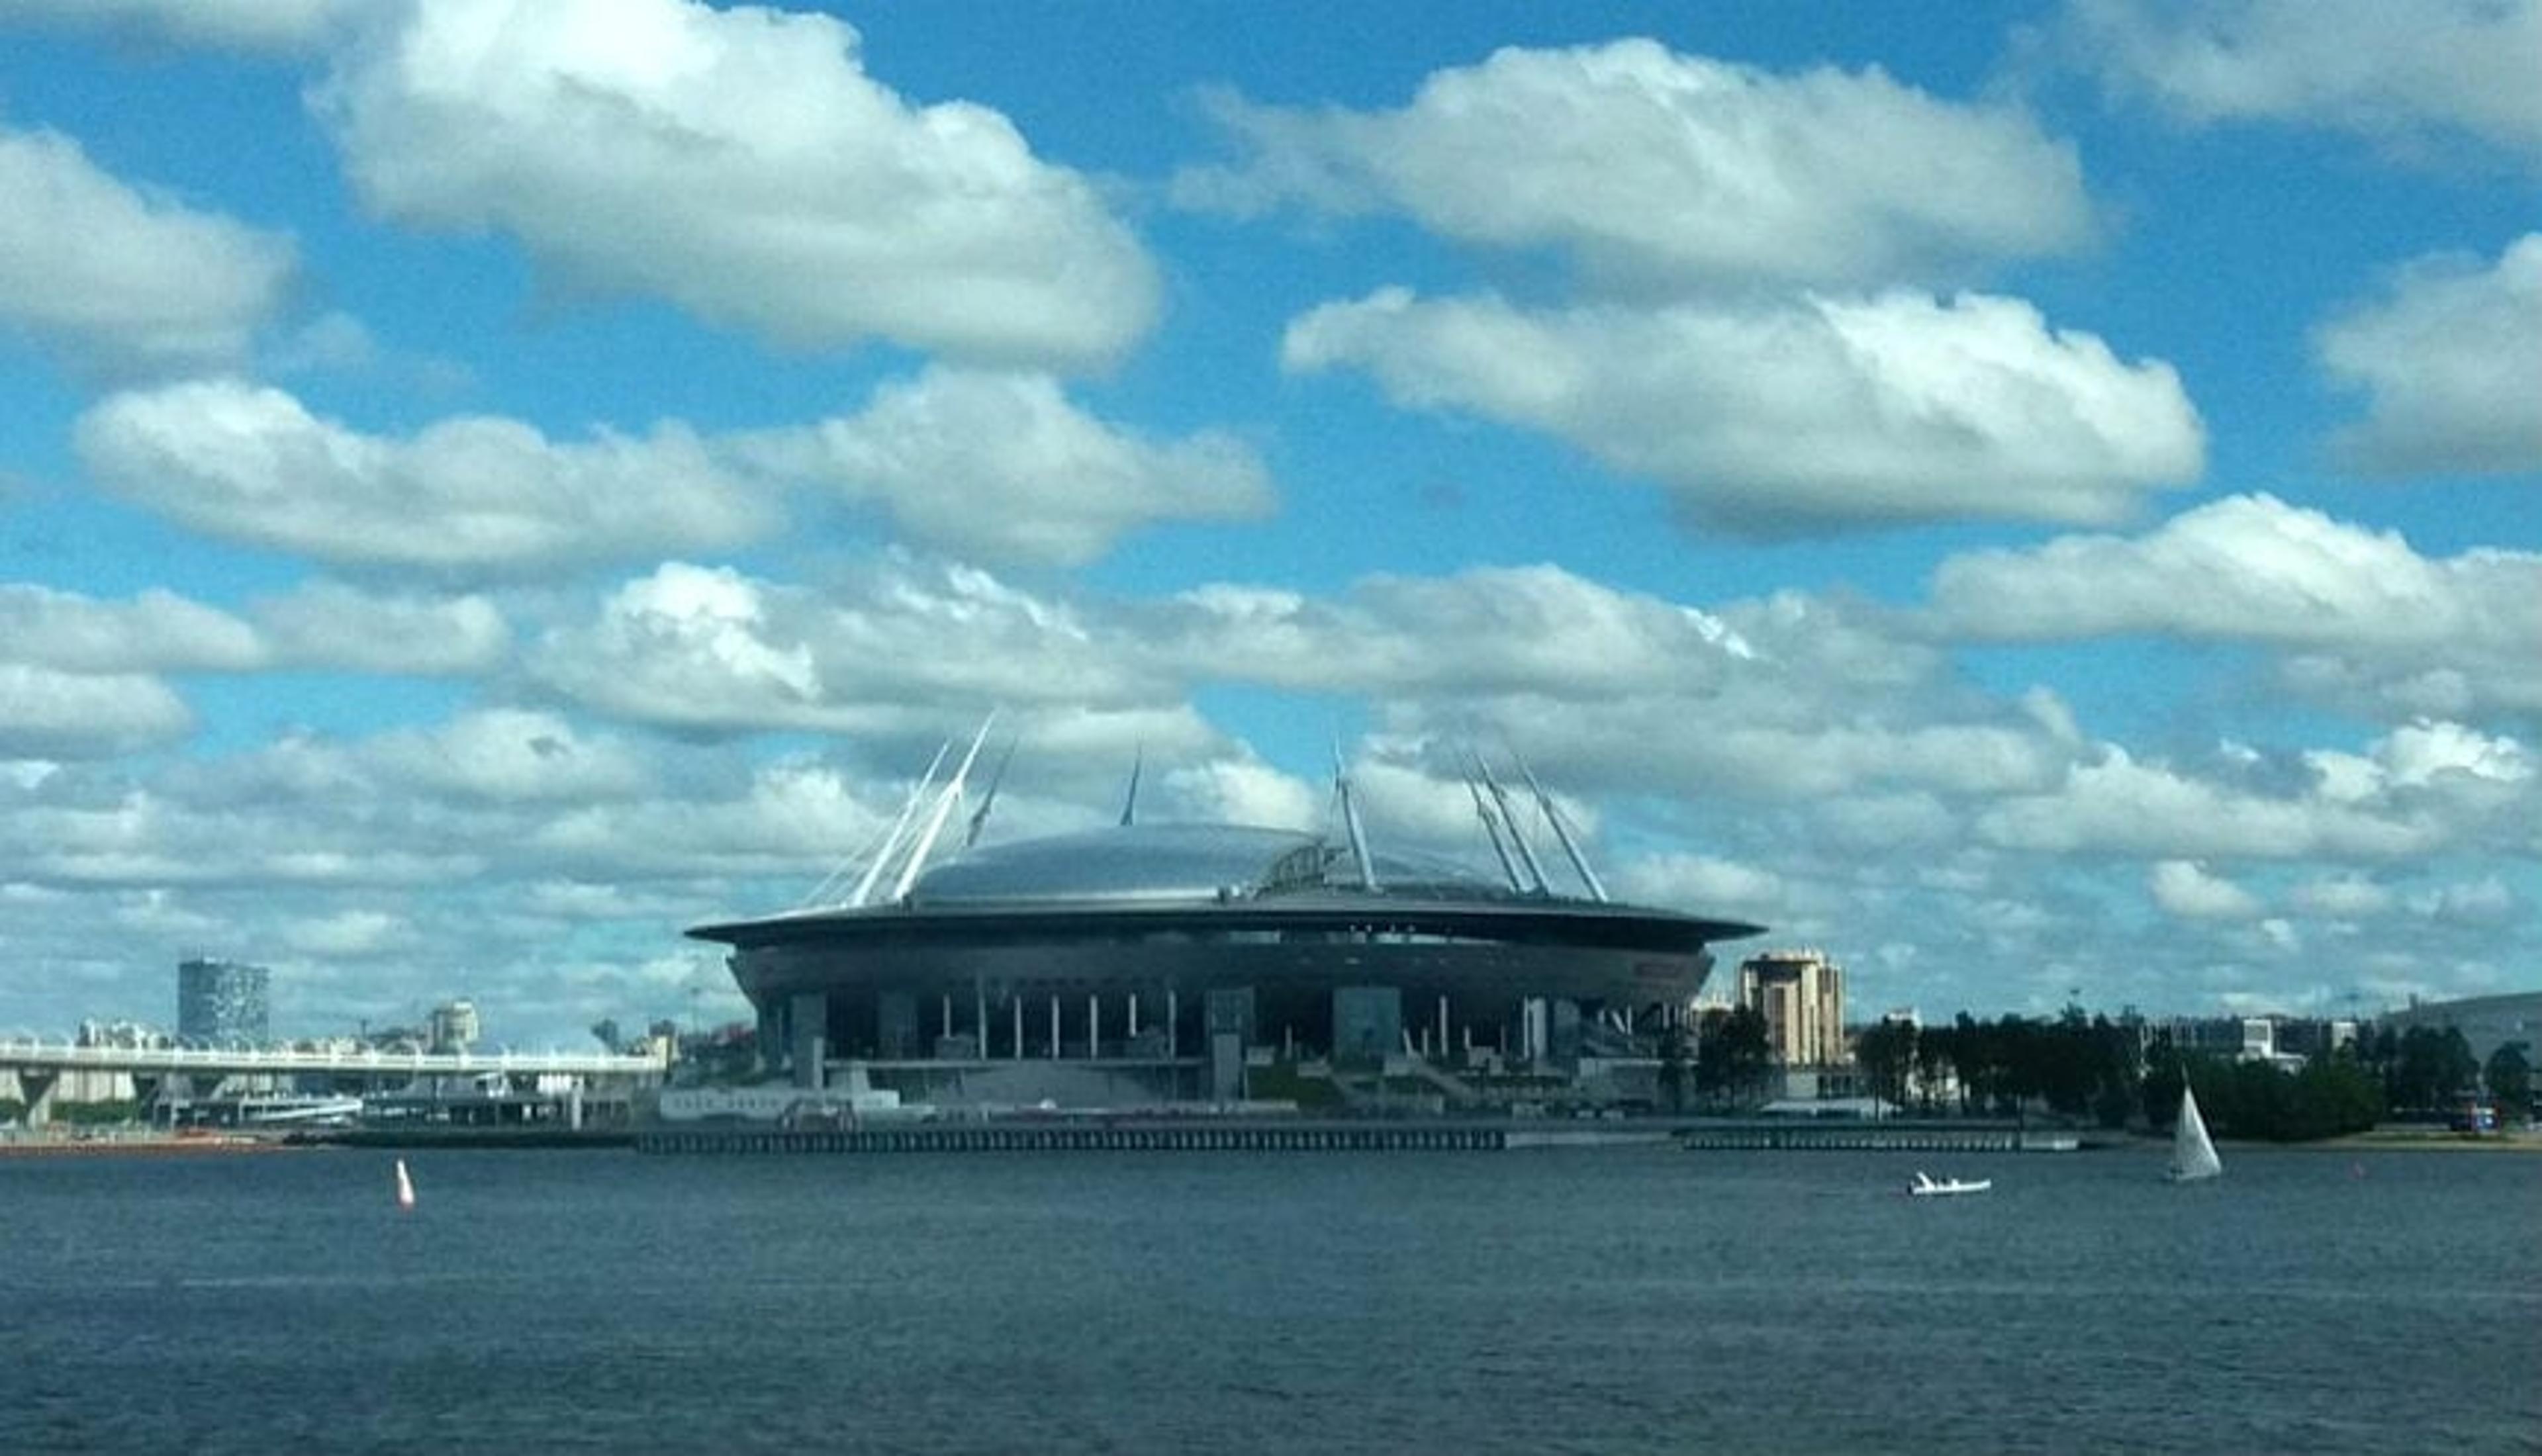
907 823 1500 907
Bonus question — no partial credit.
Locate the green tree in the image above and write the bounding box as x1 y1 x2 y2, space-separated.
2390 1026 2480 1111
1854 1019 1916 1111
1657 1020 1691 1115
1695 1005 1773 1111
2485 1042 2532 1120
1911 1027 1952 1114
2087 1015 2141 1129
2140 1033 2186 1130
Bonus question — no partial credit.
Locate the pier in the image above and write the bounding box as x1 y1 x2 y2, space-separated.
637 1118 1515 1154
1674 1122 2079 1152
633 1116 2082 1156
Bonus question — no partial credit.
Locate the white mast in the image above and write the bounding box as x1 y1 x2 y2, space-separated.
1518 757 1608 903
1465 761 1526 893
1119 743 1143 827
964 735 1018 849
1476 758 1548 893
890 713 998 902
1333 743 1379 892
846 740 950 907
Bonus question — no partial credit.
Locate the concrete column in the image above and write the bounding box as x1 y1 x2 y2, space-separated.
1049 995 1060 1058
1166 989 1178 1059
789 991 827 1090
1012 997 1023 1061
941 995 953 1040
22 1068 59 1128
1437 995 1449 1061
1086 993 1099 1059
974 981 988 1060
1127 993 1140 1038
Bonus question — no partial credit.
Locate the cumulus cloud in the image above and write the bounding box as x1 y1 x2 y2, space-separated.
2316 234 2542 475
528 559 1156 735
361 709 651 804
1927 494 2542 717
1176 38 2092 288
0 126 295 376
1977 718 2537 869
1612 851 1783 919
0 0 351 53
76 379 775 577
250 581 510 676
0 584 263 672
0 664 195 758
2065 0 2542 170
2408 876 2519 926
1155 565 1756 698
1977 745 2443 860
2290 873 2394 919
1155 758 1321 833
1283 288 2202 533
734 369 1274 567
277 909 411 958
313 0 1158 371
2148 859 2262 919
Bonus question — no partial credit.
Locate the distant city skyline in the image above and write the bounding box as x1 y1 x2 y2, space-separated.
1 1 2535 1047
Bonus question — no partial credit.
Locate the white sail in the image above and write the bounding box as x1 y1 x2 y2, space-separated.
2168 1085 2223 1182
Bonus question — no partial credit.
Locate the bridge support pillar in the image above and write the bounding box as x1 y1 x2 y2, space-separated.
20 1068 58 1128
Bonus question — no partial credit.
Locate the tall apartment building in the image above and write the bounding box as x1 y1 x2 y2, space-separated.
177 957 270 1045
429 999 481 1054
1737 948 1847 1068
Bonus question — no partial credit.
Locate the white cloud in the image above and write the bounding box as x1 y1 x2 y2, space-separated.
1612 851 1783 919
1160 565 1754 698
2317 234 2542 475
0 664 194 758
362 709 650 804
1177 38 2092 288
735 369 1274 567
0 584 263 672
1283 288 2202 533
2408 876 2519 925
2148 859 2262 919
2290 873 2393 919
2066 0 2542 169
0 126 295 376
528 559 1154 735
1156 758 1320 833
0 0 351 53
533 564 825 732
1978 745 2440 860
250 581 510 676
2362 719 2533 790
314 0 1158 371
77 380 775 577
1928 494 2542 717
277 909 410 958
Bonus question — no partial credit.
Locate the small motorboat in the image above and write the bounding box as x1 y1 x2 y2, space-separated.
1906 1169 1991 1197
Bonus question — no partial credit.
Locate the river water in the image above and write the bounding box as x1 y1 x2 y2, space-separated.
2 1142 2534 1454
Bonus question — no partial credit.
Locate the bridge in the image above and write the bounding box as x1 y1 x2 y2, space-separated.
0 1036 669 1128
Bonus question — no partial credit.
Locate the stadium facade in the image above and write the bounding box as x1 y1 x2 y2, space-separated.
690 736 1764 1107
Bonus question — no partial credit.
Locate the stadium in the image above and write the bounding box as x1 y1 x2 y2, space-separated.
689 735 1764 1109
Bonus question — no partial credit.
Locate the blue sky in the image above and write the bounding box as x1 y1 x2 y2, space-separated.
1 0 2535 1048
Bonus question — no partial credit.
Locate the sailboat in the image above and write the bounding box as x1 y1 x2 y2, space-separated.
2167 1085 2223 1183
394 1157 416 1210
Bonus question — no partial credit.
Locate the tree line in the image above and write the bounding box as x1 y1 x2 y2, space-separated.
1680 1005 2531 1142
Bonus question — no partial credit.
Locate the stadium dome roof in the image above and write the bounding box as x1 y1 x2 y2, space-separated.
906 822 1506 907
